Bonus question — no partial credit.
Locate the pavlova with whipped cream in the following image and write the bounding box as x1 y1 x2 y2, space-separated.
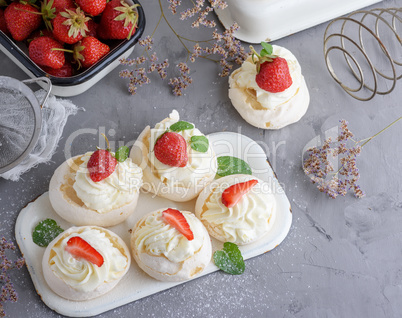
130 110 217 202
195 174 277 245
229 42 310 129
42 226 131 301
49 136 143 227
131 208 212 282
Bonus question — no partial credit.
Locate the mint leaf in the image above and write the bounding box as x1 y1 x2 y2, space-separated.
216 156 252 177
115 146 129 162
170 121 194 132
260 41 273 55
32 219 64 247
190 135 209 153
213 242 245 275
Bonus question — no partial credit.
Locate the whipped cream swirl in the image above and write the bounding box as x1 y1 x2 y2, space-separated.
73 152 143 213
49 227 128 292
134 210 204 263
201 176 276 244
148 110 216 188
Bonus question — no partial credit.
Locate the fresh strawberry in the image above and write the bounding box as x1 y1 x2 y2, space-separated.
0 8 9 35
251 41 292 93
87 148 117 182
51 0 76 14
52 8 90 44
4 2 42 41
162 208 194 241
28 36 65 69
73 36 110 68
42 61 73 77
41 0 76 30
154 132 188 167
221 179 259 208
65 236 104 267
86 19 98 38
28 29 55 42
76 0 106 17
256 57 292 93
97 0 139 40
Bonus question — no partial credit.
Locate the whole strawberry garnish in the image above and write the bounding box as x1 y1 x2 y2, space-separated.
154 132 188 167
4 2 42 41
42 61 73 77
52 8 90 44
221 179 258 208
97 0 139 40
250 42 292 93
162 208 194 241
87 134 118 182
73 36 110 69
76 0 106 17
65 236 104 267
29 36 65 69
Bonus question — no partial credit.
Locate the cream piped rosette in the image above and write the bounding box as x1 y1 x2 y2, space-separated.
42 226 131 301
130 110 217 202
229 45 310 129
49 152 143 227
131 208 212 282
195 174 277 245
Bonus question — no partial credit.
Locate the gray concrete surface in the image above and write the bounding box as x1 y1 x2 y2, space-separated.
0 0 401 317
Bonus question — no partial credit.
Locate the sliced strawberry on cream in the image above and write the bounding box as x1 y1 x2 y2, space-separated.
221 179 258 208
65 236 104 267
162 208 194 241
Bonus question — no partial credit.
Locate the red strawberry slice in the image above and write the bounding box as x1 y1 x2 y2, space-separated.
162 208 194 241
154 132 188 167
221 179 259 208
87 149 118 182
255 57 292 93
65 236 104 267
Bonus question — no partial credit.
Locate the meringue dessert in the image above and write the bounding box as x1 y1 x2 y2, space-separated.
195 174 276 245
42 226 131 301
131 208 212 282
229 44 310 129
49 149 143 227
130 110 217 202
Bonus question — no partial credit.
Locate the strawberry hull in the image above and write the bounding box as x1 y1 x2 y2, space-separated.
0 0 145 97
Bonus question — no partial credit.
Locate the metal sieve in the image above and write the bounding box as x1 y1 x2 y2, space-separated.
0 76 52 174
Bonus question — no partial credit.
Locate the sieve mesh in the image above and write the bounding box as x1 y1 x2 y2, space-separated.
0 86 36 168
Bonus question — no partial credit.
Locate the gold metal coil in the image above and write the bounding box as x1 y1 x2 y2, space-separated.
324 7 401 101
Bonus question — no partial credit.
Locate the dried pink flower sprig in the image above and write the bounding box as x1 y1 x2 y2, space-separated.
119 0 248 96
303 117 402 199
0 237 25 317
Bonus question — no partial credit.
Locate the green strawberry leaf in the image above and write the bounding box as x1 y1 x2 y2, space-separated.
170 121 194 132
115 145 129 162
190 135 209 153
32 219 64 247
261 41 273 55
213 242 245 275
216 156 252 178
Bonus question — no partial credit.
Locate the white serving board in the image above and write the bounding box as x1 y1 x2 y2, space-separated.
215 0 382 43
15 132 292 317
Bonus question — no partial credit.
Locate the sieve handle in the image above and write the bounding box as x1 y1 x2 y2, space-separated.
22 77 52 108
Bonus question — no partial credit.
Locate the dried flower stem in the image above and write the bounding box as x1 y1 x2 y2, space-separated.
119 0 247 96
303 117 402 199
